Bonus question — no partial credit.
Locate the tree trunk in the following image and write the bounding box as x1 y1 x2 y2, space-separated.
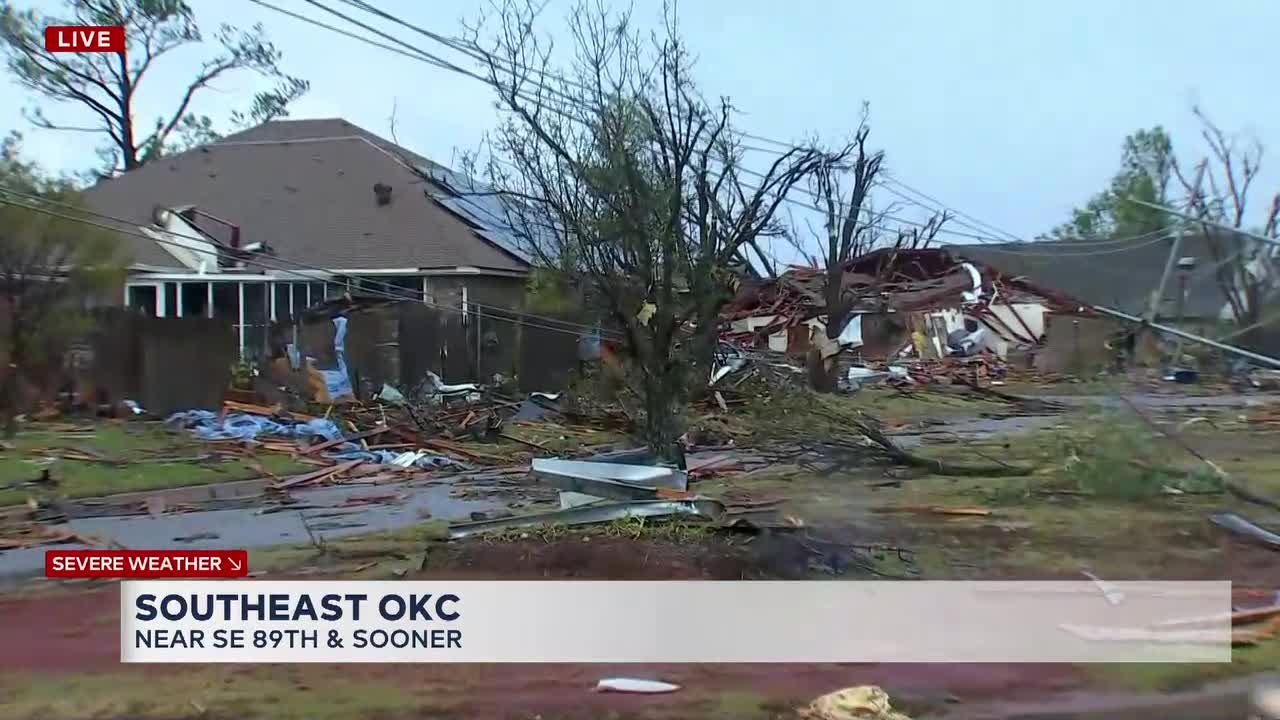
687 303 722 402
810 264 850 394
640 367 686 464
1 329 23 439
807 314 848 394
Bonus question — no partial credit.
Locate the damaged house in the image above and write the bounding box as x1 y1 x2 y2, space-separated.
721 247 1070 364
723 228 1280 377
949 233 1271 329
81 119 531 360
951 232 1280 366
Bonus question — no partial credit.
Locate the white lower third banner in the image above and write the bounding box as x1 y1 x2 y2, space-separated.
120 580 1233 663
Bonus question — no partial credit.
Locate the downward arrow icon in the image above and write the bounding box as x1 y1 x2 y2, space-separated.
229 557 243 572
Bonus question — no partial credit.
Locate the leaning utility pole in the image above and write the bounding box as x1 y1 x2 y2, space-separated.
1144 163 1205 324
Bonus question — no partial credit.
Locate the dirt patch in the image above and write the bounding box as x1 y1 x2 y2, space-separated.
0 585 122 673
874 507 1280 584
417 533 817 580
339 661 1083 719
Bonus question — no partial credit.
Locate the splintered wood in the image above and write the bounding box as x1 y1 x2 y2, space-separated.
274 459 365 489
0 523 107 550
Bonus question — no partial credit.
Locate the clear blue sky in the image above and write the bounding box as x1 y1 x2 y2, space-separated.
3 0 1277 252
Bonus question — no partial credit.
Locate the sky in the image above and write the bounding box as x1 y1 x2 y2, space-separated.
3 0 1278 259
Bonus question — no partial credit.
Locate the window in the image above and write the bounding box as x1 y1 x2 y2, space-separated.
273 282 291 322
180 282 209 318
291 283 306 316
384 275 423 302
126 285 158 316
326 277 347 299
163 283 177 317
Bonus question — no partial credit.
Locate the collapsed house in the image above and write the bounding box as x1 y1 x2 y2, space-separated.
722 231 1280 377
720 247 1080 368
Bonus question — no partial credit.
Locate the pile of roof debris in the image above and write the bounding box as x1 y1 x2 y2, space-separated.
159 389 611 487
720 248 1075 364
721 246 1280 389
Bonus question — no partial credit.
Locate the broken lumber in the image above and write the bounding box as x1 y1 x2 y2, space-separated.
223 399 281 416
301 426 390 456
275 459 364 489
422 438 504 463
875 505 992 517
1152 604 1280 631
498 432 547 451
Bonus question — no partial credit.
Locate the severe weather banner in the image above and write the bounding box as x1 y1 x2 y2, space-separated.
120 580 1233 663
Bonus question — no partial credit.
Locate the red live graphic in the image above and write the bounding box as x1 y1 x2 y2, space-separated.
45 550 248 579
44 25 125 53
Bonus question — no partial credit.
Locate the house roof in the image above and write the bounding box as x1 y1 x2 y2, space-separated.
948 233 1238 318
83 118 529 273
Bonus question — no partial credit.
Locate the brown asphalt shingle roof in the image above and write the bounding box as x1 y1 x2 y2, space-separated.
948 233 1236 319
83 118 527 273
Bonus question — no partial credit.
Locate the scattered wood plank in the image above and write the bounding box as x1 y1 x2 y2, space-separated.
300 426 390 456
422 438 504 463
498 432 546 451
274 459 363 489
1059 624 1226 645
1152 604 1280 631
0 524 107 550
875 505 992 517
223 399 281 415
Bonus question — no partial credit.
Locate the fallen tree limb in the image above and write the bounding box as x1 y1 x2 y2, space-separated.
954 380 1067 413
1114 394 1280 512
814 407 1035 477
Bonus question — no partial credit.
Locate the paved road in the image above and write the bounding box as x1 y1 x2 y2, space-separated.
0 477 505 585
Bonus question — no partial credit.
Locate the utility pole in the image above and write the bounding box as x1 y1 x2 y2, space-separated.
1146 164 1206 324
1169 256 1196 363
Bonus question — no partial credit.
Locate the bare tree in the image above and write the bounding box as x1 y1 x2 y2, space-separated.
802 115 948 391
462 0 824 457
0 0 308 174
1174 106 1280 339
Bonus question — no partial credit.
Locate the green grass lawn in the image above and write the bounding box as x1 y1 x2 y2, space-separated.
0 422 308 505
0 667 441 720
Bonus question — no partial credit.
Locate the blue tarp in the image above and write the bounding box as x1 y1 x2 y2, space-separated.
320 316 354 401
165 410 455 469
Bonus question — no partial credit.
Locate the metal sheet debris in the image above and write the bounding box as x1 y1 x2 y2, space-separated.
1210 512 1280 550
530 458 688 501
837 315 863 348
595 678 681 694
447 498 726 539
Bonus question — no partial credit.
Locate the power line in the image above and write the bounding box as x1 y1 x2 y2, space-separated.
0 189 622 341
330 0 1089 247
255 0 1015 244
878 173 1025 243
1129 199 1280 249
250 0 1028 257
296 0 1215 254
957 231 1176 257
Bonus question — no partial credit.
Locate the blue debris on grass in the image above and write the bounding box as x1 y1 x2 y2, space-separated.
165 410 456 468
